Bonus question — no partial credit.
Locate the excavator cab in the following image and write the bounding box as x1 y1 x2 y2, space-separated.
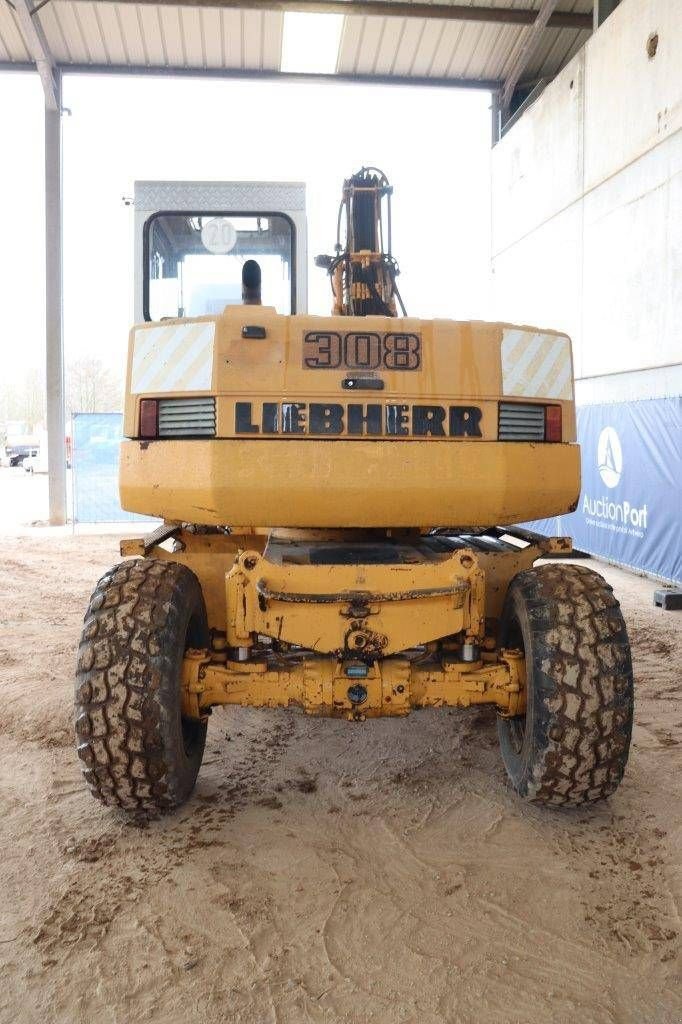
134 179 307 322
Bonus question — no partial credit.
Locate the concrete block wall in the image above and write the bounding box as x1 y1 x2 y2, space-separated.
491 0 682 404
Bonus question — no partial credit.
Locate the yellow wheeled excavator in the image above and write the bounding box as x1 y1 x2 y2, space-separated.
75 169 634 814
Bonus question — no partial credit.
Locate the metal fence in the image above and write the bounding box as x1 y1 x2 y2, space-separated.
72 412 154 524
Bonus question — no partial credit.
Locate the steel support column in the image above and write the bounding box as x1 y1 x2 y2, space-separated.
593 0 620 30
14 0 66 523
45 70 67 525
491 90 501 144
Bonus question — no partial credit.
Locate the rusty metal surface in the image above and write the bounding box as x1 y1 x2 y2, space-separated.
255 578 469 604
181 649 526 721
225 546 485 656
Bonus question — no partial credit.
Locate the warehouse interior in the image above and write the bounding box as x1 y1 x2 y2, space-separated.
1 0 679 582
1 1 681 1022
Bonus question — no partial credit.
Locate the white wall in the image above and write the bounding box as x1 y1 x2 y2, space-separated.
491 0 682 403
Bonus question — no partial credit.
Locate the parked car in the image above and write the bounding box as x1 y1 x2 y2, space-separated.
4 420 39 467
23 449 47 474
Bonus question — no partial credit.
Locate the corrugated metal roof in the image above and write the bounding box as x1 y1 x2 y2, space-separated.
338 1 591 81
0 0 592 85
0 3 30 62
0 2 283 70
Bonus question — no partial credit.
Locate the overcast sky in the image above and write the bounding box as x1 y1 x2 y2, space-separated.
0 70 492 384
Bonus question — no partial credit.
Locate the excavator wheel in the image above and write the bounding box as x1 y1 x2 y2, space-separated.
497 563 634 806
75 559 209 814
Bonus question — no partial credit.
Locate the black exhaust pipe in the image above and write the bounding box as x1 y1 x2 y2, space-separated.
242 260 262 305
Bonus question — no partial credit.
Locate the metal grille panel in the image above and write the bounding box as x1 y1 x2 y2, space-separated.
158 397 216 437
498 402 545 441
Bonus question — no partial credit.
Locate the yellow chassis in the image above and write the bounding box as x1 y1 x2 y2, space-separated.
121 527 571 723
181 647 526 721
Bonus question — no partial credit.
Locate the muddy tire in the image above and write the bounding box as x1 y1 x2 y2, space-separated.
75 559 209 814
497 563 634 806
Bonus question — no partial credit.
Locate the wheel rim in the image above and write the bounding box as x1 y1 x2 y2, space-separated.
508 713 526 754
180 609 207 759
181 714 203 759
504 610 527 755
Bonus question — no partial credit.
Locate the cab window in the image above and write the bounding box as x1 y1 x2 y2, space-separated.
145 212 294 319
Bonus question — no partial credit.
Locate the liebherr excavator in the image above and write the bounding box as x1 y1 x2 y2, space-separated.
75 169 634 814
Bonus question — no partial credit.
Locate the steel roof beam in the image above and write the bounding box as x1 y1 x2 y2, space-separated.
12 0 59 109
68 0 593 31
501 0 560 111
0 61 501 89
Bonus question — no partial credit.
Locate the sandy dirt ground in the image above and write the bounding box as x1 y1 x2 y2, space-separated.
0 533 681 1024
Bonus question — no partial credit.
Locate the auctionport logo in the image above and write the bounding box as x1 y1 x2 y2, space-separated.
582 424 648 536
597 426 622 488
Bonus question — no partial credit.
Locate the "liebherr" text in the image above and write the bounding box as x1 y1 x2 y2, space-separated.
234 402 483 437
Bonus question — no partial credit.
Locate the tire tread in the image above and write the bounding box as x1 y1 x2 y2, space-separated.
500 563 634 806
74 558 207 813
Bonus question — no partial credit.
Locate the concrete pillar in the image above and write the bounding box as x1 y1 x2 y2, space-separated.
45 69 67 525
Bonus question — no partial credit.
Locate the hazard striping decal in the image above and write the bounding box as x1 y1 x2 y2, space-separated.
131 322 215 394
501 329 573 401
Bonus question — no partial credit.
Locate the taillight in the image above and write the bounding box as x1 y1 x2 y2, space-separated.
139 399 159 439
544 404 562 442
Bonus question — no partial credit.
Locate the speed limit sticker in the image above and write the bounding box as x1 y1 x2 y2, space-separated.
201 217 237 254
